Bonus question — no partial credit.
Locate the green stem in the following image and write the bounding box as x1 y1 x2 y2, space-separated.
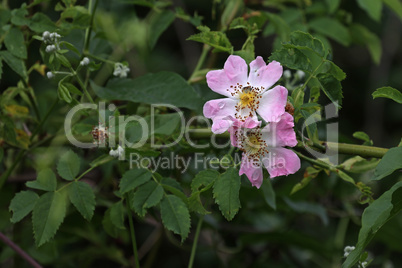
70 67 95 104
188 215 204 268
83 0 99 54
126 194 140 268
30 97 59 142
187 129 389 158
188 44 210 83
301 59 325 89
84 53 115 65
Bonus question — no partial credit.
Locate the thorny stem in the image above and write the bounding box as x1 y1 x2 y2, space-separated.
188 215 204 268
0 232 42 268
126 194 140 268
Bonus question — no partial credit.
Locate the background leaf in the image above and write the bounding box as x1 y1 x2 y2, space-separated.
148 10 175 49
357 0 382 22
4 27 27 59
309 17 351 46
372 86 402 103
372 147 402 180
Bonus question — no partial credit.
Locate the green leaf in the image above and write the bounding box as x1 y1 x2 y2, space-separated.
336 170 356 185
10 5 29 26
187 26 233 53
131 180 164 217
188 192 209 215
316 73 343 109
284 198 329 225
119 168 152 194
213 167 241 221
269 47 312 72
291 167 321 194
4 27 27 59
372 86 402 104
91 72 203 110
55 53 71 68
263 12 290 42
357 0 382 21
148 10 175 49
324 0 340 13
110 201 126 230
28 12 57 33
350 24 381 64
260 178 276 210
342 181 402 268
383 0 402 20
309 17 351 46
0 51 27 79
326 61 346 81
372 147 402 180
33 191 67 247
0 58 3 80
102 207 121 238
191 169 219 192
57 150 81 181
160 195 190 242
26 168 57 191
9 191 39 223
63 82 83 96
69 181 95 221
58 83 72 103
286 31 325 58
353 131 371 142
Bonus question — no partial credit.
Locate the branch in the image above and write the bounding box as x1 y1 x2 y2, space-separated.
0 232 42 268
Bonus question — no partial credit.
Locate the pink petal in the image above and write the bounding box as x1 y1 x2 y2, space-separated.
239 154 263 188
261 112 297 147
256 85 288 122
248 59 283 91
203 98 237 119
206 55 248 97
211 117 233 134
262 148 300 178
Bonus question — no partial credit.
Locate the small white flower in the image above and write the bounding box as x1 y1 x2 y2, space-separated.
109 145 124 158
45 44 56 53
42 31 50 41
283 70 291 79
47 72 54 79
296 70 305 79
343 246 355 257
80 57 90 66
360 261 368 268
113 63 130 78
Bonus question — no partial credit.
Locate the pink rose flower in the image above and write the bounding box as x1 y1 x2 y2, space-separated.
203 55 288 134
233 113 301 188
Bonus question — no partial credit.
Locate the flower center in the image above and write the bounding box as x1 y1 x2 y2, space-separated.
239 90 255 108
228 82 263 121
236 128 268 160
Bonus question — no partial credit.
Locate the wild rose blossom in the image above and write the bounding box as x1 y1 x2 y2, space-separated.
203 55 288 133
232 113 300 188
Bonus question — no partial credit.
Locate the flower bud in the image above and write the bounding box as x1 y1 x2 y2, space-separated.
47 72 54 79
283 70 291 79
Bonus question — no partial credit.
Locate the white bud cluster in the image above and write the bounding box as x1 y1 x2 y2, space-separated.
109 145 125 158
80 57 90 66
343 246 355 257
283 70 291 79
296 70 305 79
42 31 61 53
113 63 130 78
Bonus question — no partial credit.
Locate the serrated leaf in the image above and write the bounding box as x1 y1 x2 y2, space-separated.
188 192 209 215
286 31 325 58
110 201 125 230
26 168 57 191
372 87 402 104
316 73 343 109
372 147 402 180
342 181 402 268
191 169 219 192
160 195 190 242
119 168 152 194
213 168 241 221
132 180 164 217
357 0 382 22
260 178 276 210
33 191 67 247
69 181 95 221
9 191 39 223
4 27 27 59
269 47 312 72
57 150 80 181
